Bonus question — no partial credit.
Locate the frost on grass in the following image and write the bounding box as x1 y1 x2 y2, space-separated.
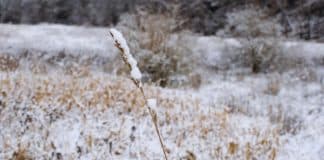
1 68 322 159
109 28 142 81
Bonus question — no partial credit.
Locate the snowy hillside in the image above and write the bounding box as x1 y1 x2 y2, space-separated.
0 24 323 159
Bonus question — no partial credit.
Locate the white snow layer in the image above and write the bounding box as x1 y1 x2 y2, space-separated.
0 23 115 57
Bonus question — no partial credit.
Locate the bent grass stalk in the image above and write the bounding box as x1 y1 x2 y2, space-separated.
109 28 168 160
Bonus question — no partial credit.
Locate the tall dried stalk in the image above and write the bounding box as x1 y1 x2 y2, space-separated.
109 28 168 160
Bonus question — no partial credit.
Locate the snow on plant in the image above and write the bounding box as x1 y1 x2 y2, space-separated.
109 28 142 82
109 28 168 160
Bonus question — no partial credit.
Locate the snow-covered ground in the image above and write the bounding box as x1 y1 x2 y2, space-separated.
0 24 323 159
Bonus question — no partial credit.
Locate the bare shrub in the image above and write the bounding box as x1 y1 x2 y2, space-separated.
239 39 286 73
218 6 285 73
219 38 316 74
114 13 197 88
218 6 283 38
214 38 291 74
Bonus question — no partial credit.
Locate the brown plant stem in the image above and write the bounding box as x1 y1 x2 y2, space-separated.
139 86 168 160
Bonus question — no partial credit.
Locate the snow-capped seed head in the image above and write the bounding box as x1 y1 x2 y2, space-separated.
109 28 142 80
109 28 130 55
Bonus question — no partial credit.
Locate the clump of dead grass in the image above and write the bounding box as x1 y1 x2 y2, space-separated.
12 147 31 160
219 38 288 74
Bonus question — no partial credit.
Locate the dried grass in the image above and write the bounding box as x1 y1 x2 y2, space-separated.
0 69 290 159
12 148 31 160
0 26 315 159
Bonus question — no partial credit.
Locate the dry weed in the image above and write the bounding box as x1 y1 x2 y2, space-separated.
109 29 168 159
12 148 31 160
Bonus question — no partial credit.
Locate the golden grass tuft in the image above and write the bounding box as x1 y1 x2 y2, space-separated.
12 148 31 160
228 142 239 155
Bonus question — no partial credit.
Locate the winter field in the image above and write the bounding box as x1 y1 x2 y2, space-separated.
0 24 323 159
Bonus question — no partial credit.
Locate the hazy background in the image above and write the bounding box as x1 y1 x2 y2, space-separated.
1 0 323 40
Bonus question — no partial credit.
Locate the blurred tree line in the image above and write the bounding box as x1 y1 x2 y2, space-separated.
0 0 323 40
0 0 142 25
